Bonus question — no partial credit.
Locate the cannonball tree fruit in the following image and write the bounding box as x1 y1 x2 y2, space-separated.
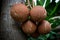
22 20 37 34
10 3 29 22
38 20 51 34
30 6 47 22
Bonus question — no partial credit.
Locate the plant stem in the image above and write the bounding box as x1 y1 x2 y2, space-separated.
43 0 47 8
27 0 32 9
32 0 37 7
49 16 60 20
32 0 34 7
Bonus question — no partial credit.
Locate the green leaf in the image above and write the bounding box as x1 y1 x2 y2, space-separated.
45 34 50 38
37 0 45 6
49 17 60 28
50 31 57 34
46 0 50 7
46 1 60 20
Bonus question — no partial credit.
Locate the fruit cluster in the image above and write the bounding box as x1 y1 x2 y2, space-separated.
10 3 51 38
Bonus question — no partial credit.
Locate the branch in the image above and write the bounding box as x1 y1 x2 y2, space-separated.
43 0 47 8
32 0 34 7
27 0 32 9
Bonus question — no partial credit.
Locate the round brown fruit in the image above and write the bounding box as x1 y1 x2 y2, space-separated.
22 20 37 34
30 6 47 22
10 3 29 22
38 20 51 34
